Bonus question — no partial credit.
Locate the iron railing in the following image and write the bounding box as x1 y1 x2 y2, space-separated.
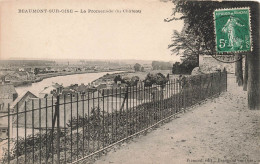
0 71 227 164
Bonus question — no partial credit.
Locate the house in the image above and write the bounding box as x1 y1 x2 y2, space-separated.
5 71 29 81
0 84 17 140
61 88 77 98
15 71 28 81
24 67 33 73
0 114 9 140
10 91 37 111
0 84 18 111
137 81 143 88
39 83 63 98
0 74 10 84
3 71 35 82
68 84 79 91
76 83 89 94
18 68 25 72
119 83 128 88
97 83 107 91
45 67 51 72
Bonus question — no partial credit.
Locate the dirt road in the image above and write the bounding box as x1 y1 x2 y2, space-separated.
94 75 260 164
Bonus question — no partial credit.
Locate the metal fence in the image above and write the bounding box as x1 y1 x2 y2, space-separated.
0 71 227 164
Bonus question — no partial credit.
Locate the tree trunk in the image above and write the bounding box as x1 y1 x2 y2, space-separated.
248 53 260 110
243 54 248 91
235 54 243 86
247 3 260 110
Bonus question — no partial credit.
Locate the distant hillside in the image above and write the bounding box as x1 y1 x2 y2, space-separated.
0 60 55 67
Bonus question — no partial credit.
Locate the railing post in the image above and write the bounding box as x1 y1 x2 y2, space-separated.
39 99 42 164
126 87 129 137
76 93 79 160
8 104 10 164
16 102 19 163
56 96 60 164
25 101 27 163
173 79 176 115
102 90 105 149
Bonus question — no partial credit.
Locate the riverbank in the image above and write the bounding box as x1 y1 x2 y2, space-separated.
13 69 128 87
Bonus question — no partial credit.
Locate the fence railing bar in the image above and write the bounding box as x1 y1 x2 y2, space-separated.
1 80 207 118
133 86 135 131
76 93 79 161
166 82 169 117
50 97 54 164
24 101 27 163
82 93 85 159
70 94 73 163
0 87 152 119
87 91 90 155
177 79 180 113
110 88 114 144
39 99 43 164
143 86 145 129
119 87 122 140
115 88 118 142
139 85 142 130
8 104 10 164
92 91 95 153
173 80 176 115
147 86 150 128
16 102 19 164
57 96 61 164
106 89 109 146
151 85 154 125
102 89 105 150
0 104 56 118
45 98 48 164
139 85 140 131
136 86 139 133
97 90 100 157
32 100 35 162
129 87 132 135
126 87 129 137
64 94 67 163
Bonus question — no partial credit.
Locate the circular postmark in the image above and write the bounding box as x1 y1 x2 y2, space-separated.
210 53 244 63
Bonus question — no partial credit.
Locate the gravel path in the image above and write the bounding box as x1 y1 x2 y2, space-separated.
94 75 260 164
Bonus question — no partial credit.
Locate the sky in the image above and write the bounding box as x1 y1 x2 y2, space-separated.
0 0 183 62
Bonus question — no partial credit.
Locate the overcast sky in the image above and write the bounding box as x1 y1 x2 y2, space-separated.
0 0 183 62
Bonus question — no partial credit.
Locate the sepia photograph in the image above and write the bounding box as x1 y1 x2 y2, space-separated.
0 0 259 163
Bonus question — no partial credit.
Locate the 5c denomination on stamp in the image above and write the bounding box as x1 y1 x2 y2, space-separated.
214 8 252 54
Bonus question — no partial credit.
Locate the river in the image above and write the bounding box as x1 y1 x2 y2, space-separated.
15 71 123 97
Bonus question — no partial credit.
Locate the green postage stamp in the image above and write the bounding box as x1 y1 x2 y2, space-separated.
214 8 252 54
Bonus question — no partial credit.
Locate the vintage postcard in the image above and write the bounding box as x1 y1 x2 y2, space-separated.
0 0 259 164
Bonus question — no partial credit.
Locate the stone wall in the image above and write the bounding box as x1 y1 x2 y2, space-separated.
199 55 235 73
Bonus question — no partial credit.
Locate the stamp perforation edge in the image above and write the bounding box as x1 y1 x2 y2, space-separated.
213 7 253 55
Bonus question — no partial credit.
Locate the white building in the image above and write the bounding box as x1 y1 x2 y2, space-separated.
39 83 63 98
